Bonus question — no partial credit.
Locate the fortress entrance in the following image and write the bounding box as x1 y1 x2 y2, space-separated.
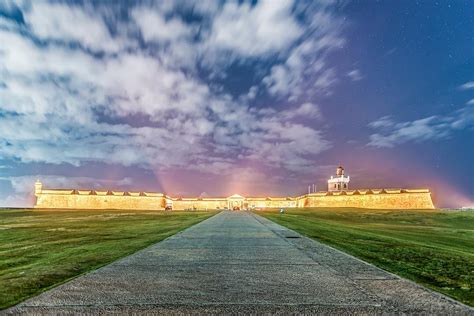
231 201 241 210
227 194 245 210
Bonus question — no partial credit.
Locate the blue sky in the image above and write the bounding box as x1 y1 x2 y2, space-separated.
0 0 472 207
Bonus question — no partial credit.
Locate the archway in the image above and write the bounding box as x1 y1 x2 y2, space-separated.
227 194 245 210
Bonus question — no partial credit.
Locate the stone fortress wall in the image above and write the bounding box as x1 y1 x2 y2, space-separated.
34 182 435 210
300 189 434 209
34 188 167 210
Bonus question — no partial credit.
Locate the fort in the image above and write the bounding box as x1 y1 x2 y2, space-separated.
33 166 435 210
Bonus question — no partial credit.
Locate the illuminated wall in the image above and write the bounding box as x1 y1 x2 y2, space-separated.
34 182 434 210
168 198 228 210
300 189 434 209
246 198 297 208
35 189 167 210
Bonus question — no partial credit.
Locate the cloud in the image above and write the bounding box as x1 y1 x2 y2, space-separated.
347 69 363 81
132 8 193 43
0 0 354 208
367 105 474 148
0 7 331 174
314 68 337 91
262 4 346 101
246 86 258 100
368 115 394 129
205 1 302 57
466 99 474 105
281 102 321 120
368 116 448 148
459 81 474 90
0 194 33 208
24 2 122 53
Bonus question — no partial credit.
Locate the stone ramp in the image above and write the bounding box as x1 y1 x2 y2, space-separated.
6 211 473 315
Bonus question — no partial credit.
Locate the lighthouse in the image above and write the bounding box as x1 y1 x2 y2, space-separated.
327 165 350 191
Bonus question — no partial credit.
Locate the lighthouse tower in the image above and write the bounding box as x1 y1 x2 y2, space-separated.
327 165 350 191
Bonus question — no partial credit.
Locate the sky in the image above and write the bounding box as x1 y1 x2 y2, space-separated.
0 0 473 208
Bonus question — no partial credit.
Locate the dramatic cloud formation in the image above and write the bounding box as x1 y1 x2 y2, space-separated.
0 1 346 202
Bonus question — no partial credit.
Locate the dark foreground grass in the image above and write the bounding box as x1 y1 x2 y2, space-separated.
257 208 474 306
0 209 216 309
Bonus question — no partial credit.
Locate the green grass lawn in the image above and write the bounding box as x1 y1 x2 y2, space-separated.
257 208 474 306
0 208 216 309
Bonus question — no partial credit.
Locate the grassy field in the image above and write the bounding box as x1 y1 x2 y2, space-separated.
0 209 216 309
257 208 474 306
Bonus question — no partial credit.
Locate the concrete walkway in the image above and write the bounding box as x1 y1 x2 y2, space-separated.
7 211 473 314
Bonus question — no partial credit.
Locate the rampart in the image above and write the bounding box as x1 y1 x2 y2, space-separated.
34 181 434 210
35 189 167 210
299 189 434 209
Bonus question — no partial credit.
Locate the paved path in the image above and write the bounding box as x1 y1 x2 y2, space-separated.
7 211 473 314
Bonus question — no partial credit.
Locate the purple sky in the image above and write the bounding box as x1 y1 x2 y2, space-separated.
0 1 473 208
